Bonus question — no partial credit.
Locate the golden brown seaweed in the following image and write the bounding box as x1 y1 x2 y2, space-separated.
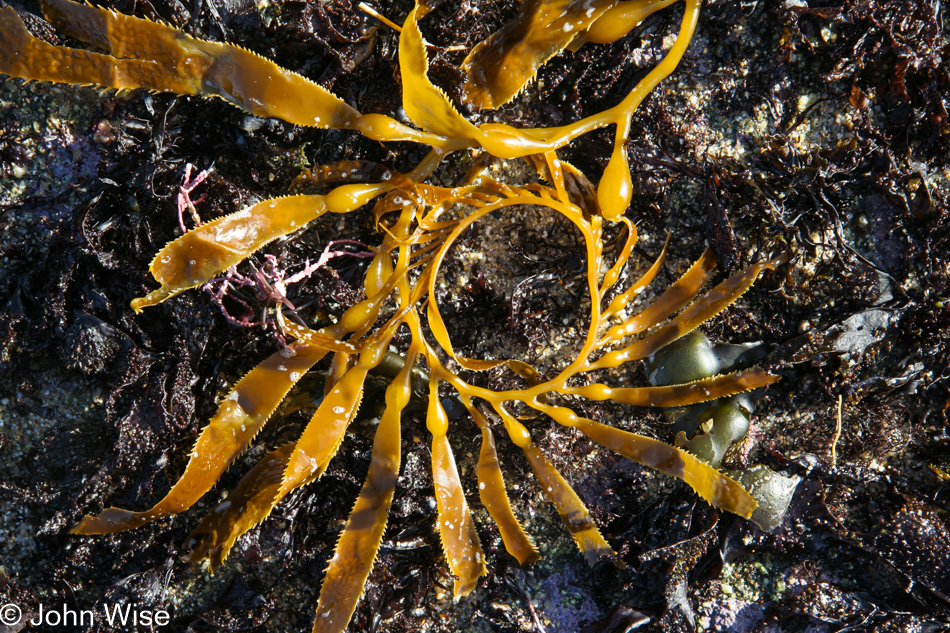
461 0 618 109
0 1 793 632
462 0 682 109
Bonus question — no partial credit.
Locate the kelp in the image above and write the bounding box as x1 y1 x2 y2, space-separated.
0 1 788 632
0 0 701 220
461 0 680 109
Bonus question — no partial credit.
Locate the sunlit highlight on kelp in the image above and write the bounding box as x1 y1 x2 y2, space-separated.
0 0 788 631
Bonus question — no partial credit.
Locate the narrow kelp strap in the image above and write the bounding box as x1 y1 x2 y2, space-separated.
490 403 618 565
600 247 716 342
72 345 326 534
182 442 295 568
36 0 357 126
461 0 619 110
532 402 757 518
276 344 377 499
0 6 203 96
599 218 640 297
130 189 386 312
600 231 668 318
591 253 789 369
565 368 780 408
578 418 757 518
427 386 487 596
311 342 418 633
461 397 540 565
522 443 619 565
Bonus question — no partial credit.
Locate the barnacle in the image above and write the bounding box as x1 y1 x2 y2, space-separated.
0 0 788 631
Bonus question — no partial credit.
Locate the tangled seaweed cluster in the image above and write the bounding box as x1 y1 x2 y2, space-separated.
0 0 787 631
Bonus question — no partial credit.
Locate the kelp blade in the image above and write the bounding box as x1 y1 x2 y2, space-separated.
183 443 295 568
594 253 786 368
533 402 755 517
187 353 383 567
576 418 756 518
522 444 618 565
568 368 781 407
601 231 667 318
399 4 481 139
428 393 486 596
37 0 362 127
131 196 329 311
311 347 415 633
73 346 325 533
477 427 540 564
0 7 172 89
278 364 369 498
602 247 716 340
463 399 540 565
461 0 617 110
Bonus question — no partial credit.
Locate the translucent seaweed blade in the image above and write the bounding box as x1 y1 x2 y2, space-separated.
311 395 400 633
38 0 362 128
475 425 540 565
0 7 172 90
571 0 680 48
278 364 370 499
399 4 481 139
131 195 329 311
461 0 617 109
72 345 325 534
311 345 415 633
599 218 639 297
276 317 398 502
567 367 781 407
593 253 786 368
191 351 388 563
601 246 714 342
601 230 666 318
521 443 618 565
428 392 487 596
573 418 756 518
183 442 295 569
133 184 393 312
